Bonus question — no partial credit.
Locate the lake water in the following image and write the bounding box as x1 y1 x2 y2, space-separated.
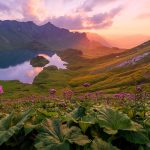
0 54 67 84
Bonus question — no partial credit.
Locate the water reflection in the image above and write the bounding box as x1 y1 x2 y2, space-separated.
0 49 54 68
0 54 67 84
38 54 67 69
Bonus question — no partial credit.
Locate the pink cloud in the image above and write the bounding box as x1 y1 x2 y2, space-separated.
0 0 123 30
77 0 117 12
21 0 48 22
50 6 122 30
50 15 83 30
137 12 150 19
0 2 10 13
0 0 122 30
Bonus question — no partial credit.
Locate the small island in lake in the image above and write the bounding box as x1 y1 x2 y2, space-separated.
30 56 49 67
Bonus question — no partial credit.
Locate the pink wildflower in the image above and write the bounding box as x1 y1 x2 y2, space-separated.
136 86 142 92
49 89 57 98
63 90 74 100
83 83 91 88
0 85 4 94
49 89 56 95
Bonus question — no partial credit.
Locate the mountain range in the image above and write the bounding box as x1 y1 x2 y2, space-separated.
0 20 125 57
0 20 87 51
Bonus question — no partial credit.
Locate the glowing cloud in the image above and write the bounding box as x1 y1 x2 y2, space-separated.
22 0 48 22
50 6 122 29
0 2 10 12
137 12 150 19
77 0 117 12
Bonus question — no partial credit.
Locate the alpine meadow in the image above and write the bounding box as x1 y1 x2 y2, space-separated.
0 0 150 150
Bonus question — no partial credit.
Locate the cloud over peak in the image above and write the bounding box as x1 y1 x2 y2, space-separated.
0 0 123 30
50 6 122 30
78 0 117 12
0 2 10 13
22 0 48 22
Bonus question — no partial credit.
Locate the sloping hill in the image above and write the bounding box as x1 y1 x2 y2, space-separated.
56 40 150 93
0 40 149 99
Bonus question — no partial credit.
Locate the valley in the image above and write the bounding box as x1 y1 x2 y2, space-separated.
0 40 150 100
0 17 149 150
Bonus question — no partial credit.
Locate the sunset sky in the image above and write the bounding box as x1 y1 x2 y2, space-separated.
0 0 150 48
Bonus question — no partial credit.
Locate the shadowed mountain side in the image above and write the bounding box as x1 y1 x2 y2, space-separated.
0 20 89 51
0 20 126 58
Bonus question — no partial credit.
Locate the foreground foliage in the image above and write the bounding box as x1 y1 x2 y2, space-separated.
0 100 150 150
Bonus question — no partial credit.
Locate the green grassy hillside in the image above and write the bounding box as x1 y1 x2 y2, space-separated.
32 40 150 94
0 41 150 99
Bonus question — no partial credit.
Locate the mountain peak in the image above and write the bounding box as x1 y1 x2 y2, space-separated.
26 21 35 25
0 20 127 58
0 20 89 51
41 22 56 28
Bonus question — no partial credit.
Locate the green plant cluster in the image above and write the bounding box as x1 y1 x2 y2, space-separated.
0 102 150 150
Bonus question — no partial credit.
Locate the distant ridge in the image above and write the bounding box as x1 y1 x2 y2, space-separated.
0 20 126 57
0 20 89 51
132 40 150 50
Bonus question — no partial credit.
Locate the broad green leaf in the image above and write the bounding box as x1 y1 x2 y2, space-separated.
97 108 132 134
79 121 92 133
35 139 70 150
35 119 90 150
35 140 71 150
71 106 86 120
91 137 119 150
138 145 150 150
65 126 91 146
24 111 47 135
144 118 150 126
67 106 87 125
0 109 33 145
37 109 58 118
126 121 143 132
138 146 144 150
24 122 40 136
79 116 95 133
121 131 149 144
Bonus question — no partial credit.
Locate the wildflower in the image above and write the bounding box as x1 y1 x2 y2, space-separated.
49 89 57 98
95 91 102 96
113 92 127 100
0 85 4 94
83 82 91 88
63 90 74 100
126 93 135 100
77 95 85 101
83 92 97 100
136 86 142 92
49 89 56 95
